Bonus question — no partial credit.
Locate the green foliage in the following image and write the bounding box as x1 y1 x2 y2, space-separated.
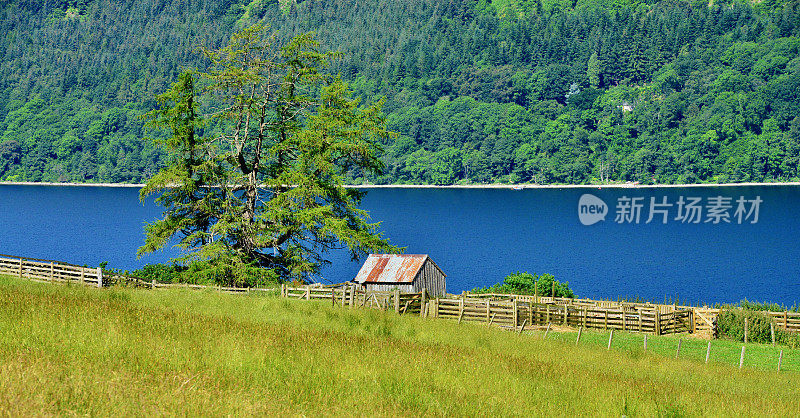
140 25 400 286
472 272 574 298
129 264 185 284
4 274 800 416
3 0 800 184
716 309 800 348
735 299 799 312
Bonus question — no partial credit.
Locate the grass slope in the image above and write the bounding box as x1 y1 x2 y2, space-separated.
1 275 799 416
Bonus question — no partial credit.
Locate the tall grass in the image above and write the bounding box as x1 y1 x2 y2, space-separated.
1 275 799 416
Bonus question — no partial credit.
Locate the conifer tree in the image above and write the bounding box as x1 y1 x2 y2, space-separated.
140 25 400 286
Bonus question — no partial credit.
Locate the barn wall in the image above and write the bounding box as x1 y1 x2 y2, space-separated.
366 283 415 293
413 259 446 297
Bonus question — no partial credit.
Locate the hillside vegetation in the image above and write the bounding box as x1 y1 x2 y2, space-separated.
1 0 800 184
1 275 800 415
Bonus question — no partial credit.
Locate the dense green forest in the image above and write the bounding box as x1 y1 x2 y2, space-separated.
1 0 800 184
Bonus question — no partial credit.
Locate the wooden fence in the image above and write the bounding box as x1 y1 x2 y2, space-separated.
282 284 426 316
282 285 695 335
429 297 694 335
282 287 800 337
0 253 103 287
0 253 277 294
5 251 799 337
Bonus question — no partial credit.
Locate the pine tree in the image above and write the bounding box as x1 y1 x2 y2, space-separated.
587 51 601 88
138 70 222 261
141 25 400 286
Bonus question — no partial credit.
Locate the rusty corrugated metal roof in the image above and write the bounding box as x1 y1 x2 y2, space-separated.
354 254 429 284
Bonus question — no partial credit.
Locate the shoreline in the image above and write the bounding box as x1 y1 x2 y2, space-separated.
2 181 800 189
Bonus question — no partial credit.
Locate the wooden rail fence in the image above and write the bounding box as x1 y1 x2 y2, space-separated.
4 252 799 338
1 254 103 287
282 283 426 316
429 297 694 335
0 253 277 294
283 287 800 338
282 285 696 335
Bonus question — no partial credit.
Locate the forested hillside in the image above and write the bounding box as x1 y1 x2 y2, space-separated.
2 0 800 184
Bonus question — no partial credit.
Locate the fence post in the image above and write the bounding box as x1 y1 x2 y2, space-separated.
643 334 647 351
517 319 527 335
563 305 568 326
80 267 85 284
621 308 626 331
705 341 711 364
49 262 54 282
305 285 310 300
771 322 776 346
331 288 335 307
744 317 748 344
513 299 518 327
529 301 533 325
18 258 22 278
458 298 464 324
544 322 551 339
394 289 401 313
583 307 587 328
349 285 355 307
638 310 643 333
655 310 661 335
604 310 608 330
420 289 427 318
778 349 783 372
576 326 583 345
784 311 789 330
96 267 102 288
739 346 746 369
676 339 682 358
152 279 156 289
607 329 614 350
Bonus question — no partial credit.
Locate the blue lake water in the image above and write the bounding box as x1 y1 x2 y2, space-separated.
1 184 799 306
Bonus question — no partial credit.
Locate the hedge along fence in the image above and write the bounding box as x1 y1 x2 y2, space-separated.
717 309 800 347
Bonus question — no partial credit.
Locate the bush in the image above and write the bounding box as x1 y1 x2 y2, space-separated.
130 264 185 284
717 309 800 348
471 272 574 298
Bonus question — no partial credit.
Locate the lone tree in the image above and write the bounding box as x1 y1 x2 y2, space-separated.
140 25 399 286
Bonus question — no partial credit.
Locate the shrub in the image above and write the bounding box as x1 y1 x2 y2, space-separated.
471 272 574 298
130 264 185 284
717 309 800 348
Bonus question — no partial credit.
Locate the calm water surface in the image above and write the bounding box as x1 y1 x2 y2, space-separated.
1 185 798 306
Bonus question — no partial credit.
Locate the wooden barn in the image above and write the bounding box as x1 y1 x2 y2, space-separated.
353 254 446 297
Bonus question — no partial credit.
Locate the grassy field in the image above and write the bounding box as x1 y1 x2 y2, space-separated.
542 328 800 372
1 275 799 416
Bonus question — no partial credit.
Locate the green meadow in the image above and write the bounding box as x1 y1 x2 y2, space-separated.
1 275 799 416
